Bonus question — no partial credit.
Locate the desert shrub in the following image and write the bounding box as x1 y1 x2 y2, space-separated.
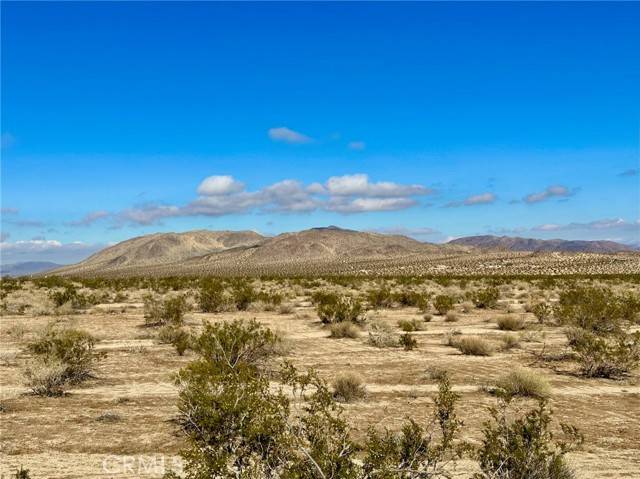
158 326 191 356
332 373 367 403
230 281 256 311
472 287 500 309
329 322 361 339
11 466 30 479
474 398 582 479
433 294 455 315
569 330 640 378
144 294 187 327
532 302 553 324
425 365 449 381
368 321 398 348
423 313 433 322
49 285 95 310
495 368 551 398
316 294 363 324
454 336 493 356
24 358 68 396
554 287 625 334
393 290 429 309
278 303 294 314
256 291 283 309
27 325 101 383
445 311 459 322
461 301 474 313
499 333 521 351
197 279 226 312
367 286 394 309
397 318 424 332
399 332 418 351
173 319 360 477
497 315 525 331
363 376 464 477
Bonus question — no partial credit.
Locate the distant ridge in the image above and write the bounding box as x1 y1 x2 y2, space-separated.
46 228 639 277
0 261 63 277
447 235 637 253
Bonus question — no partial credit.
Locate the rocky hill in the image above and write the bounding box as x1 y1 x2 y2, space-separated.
447 235 637 253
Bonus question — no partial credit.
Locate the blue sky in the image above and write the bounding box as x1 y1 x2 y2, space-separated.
1 2 639 263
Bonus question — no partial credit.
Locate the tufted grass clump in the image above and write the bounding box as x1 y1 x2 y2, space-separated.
454 336 493 356
495 368 551 398
496 315 525 331
398 318 424 332
329 322 361 339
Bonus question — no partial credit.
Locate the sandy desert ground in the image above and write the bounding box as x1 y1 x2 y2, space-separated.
1 277 639 478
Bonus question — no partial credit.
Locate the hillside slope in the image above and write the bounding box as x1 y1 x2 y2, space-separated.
448 235 636 253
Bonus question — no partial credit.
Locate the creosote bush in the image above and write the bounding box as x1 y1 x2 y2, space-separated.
474 398 582 479
315 292 363 324
197 279 226 312
471 287 500 309
368 321 398 348
397 318 424 332
25 325 102 396
399 332 418 351
434 294 455 315
532 301 553 324
143 294 188 327
569 329 640 378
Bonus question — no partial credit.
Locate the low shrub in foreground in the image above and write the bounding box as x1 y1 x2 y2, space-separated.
397 318 424 332
368 321 398 348
315 293 363 324
474 398 582 479
143 294 188 327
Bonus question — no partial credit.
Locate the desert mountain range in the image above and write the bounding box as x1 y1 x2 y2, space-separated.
45 227 639 277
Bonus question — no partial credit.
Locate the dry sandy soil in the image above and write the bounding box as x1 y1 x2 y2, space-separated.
1 279 639 478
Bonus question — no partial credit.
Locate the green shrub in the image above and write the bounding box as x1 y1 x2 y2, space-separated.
496 315 525 331
399 332 418 351
495 368 551 398
27 326 100 383
474 399 582 479
445 311 459 322
197 279 226 312
158 326 191 356
499 333 520 351
397 318 424 332
433 294 455 315
454 336 493 356
569 330 640 378
367 286 394 309
554 287 625 334
316 294 363 324
532 302 553 324
472 287 500 309
329 322 361 339
363 376 463 477
230 281 256 311
143 294 187 327
332 373 367 403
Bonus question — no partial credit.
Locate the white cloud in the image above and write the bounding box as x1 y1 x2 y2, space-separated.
532 218 639 233
0 239 105 264
268 127 313 144
524 185 574 204
348 141 366 151
325 174 431 197
197 175 245 196
114 173 431 225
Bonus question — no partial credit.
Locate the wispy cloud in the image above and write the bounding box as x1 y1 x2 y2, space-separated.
1 207 19 215
445 192 496 208
268 127 313 144
531 217 639 233
524 185 575 204
65 210 110 227
618 168 638 177
348 141 366 151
